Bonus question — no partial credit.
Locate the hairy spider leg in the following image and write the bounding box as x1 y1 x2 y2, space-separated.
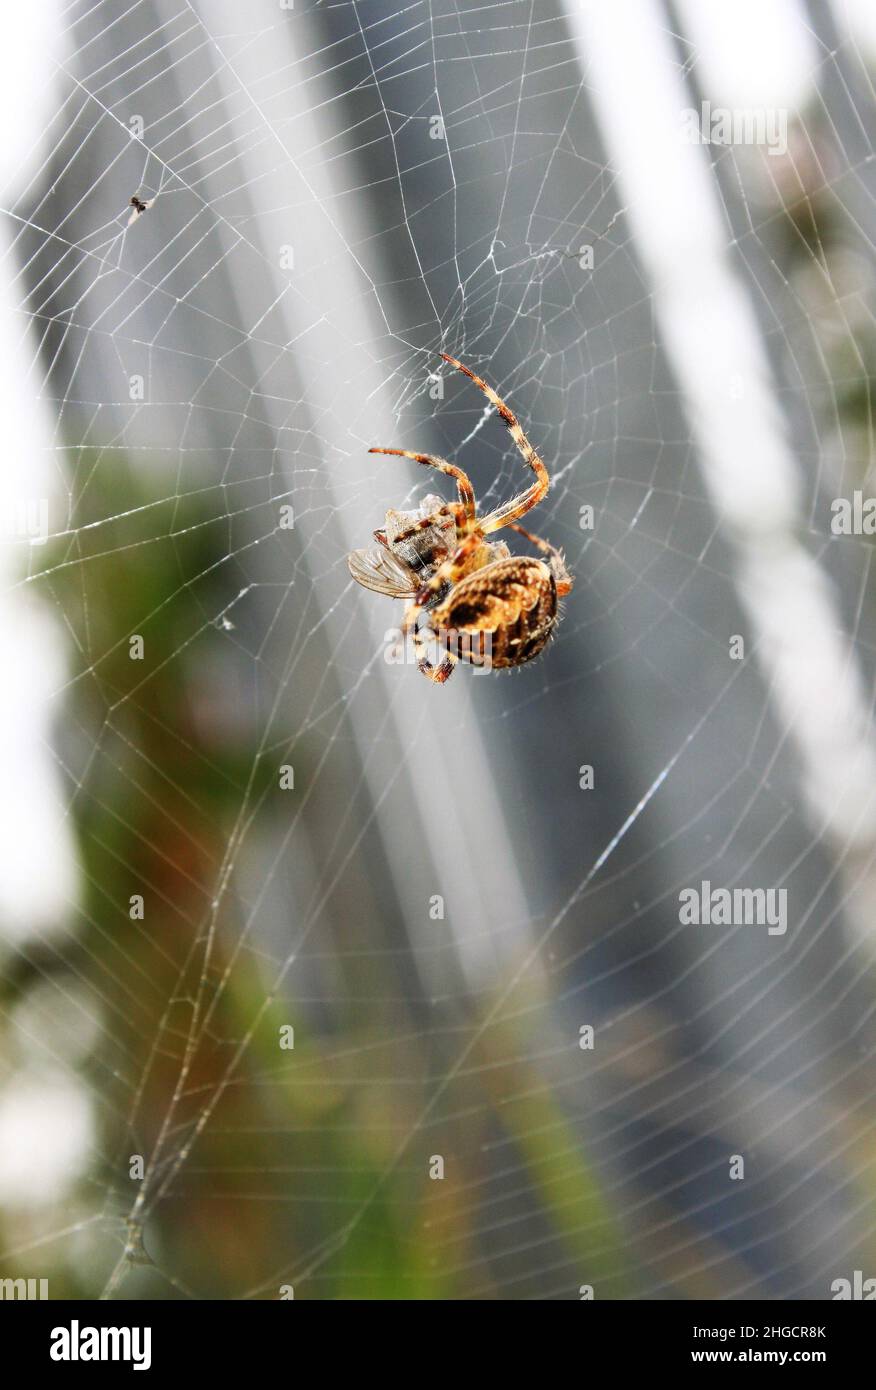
411 623 457 684
368 447 476 528
401 531 483 638
506 521 574 597
440 354 549 534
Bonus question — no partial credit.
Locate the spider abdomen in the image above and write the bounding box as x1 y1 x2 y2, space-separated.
428 556 559 669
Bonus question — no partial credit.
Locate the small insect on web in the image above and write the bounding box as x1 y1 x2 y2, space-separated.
127 194 156 226
347 354 573 684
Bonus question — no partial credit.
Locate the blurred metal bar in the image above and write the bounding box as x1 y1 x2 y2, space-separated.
194 0 533 991
565 0 876 953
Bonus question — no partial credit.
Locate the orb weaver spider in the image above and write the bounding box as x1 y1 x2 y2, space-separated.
347 354 573 684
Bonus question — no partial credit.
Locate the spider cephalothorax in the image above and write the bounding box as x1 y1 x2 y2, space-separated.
347 354 573 684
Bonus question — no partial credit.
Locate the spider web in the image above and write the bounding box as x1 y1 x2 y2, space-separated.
2 0 876 1301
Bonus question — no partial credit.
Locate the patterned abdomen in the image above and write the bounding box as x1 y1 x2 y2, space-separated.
428 556 558 669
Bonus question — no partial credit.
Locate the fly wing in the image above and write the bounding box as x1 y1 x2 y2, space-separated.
347 546 419 597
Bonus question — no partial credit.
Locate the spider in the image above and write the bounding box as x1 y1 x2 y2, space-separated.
348 354 573 684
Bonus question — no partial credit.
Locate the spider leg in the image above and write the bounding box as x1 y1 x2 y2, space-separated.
401 531 482 638
440 354 549 534
506 521 574 597
411 622 457 684
368 447 476 528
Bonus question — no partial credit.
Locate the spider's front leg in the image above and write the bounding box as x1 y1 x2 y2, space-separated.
401 531 482 641
411 625 457 684
368 447 476 529
440 354 549 534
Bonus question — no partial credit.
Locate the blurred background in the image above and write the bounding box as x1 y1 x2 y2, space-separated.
2 0 876 1299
